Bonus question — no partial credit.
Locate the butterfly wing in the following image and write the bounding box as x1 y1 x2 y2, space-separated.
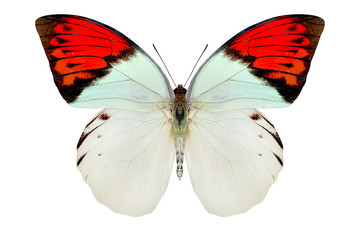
36 15 176 215
36 15 173 111
186 109 283 216
185 15 324 216
77 108 175 216
186 15 324 111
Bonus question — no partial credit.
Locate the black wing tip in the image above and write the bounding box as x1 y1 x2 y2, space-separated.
268 14 324 23
274 14 325 31
35 14 140 47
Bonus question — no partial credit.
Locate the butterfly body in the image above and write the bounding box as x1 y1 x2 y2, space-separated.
36 14 324 216
172 85 188 179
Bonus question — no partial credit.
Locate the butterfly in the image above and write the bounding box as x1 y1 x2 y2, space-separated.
36 14 324 216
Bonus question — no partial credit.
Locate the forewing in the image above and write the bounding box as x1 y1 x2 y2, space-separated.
186 15 324 111
76 108 175 216
185 109 283 216
36 15 174 110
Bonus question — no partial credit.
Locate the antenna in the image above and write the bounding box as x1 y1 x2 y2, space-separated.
152 44 176 87
184 44 208 87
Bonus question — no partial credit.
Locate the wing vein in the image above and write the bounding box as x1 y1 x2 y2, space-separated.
110 66 169 102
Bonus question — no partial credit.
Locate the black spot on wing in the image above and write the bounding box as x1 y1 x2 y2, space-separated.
279 62 293 68
55 37 68 44
62 24 72 31
250 113 261 120
67 62 82 68
292 37 306 44
62 49 72 54
99 113 110 120
288 24 298 31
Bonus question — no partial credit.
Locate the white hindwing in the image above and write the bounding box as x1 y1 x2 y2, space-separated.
185 109 283 216
76 108 175 216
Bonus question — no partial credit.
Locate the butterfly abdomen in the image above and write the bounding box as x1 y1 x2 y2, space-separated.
172 85 189 180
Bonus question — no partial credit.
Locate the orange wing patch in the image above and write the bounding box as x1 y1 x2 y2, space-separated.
36 15 136 103
225 15 324 103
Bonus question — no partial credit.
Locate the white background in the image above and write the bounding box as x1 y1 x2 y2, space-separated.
1 0 359 239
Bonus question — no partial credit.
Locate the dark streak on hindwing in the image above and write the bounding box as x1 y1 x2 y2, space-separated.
77 153 86 166
77 112 110 149
274 153 283 166
85 116 97 128
250 112 283 149
262 115 275 128
255 123 283 149
77 128 96 149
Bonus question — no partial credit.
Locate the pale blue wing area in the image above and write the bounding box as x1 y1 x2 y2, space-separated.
186 53 288 112
72 51 174 111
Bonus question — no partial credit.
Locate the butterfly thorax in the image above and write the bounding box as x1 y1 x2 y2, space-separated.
172 85 188 180
172 85 188 135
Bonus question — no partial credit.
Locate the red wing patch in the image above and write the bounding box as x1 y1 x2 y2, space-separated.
36 15 136 103
224 15 324 103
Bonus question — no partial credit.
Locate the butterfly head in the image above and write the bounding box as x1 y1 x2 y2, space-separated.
173 84 187 95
